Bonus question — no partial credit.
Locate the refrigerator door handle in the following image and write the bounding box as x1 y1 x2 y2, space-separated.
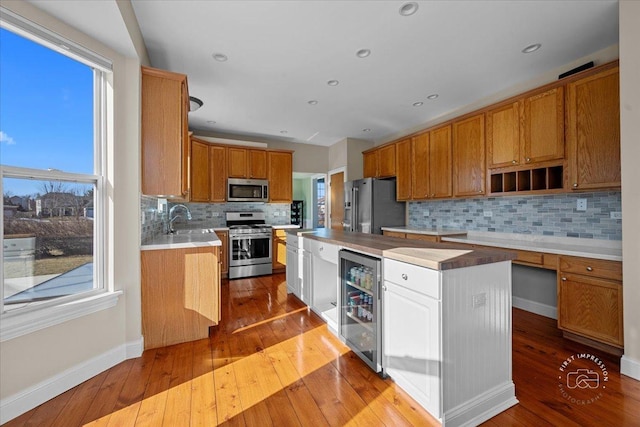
352 187 358 232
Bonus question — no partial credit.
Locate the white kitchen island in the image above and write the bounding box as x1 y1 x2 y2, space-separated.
286 229 518 427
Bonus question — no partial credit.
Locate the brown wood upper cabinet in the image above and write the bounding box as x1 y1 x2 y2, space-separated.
395 139 412 200
363 145 396 179
453 114 485 197
141 66 190 199
190 138 227 203
190 138 210 202
486 87 564 169
409 126 453 200
228 147 268 179
567 66 620 190
268 150 293 202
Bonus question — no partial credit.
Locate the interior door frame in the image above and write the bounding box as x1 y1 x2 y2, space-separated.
327 167 346 230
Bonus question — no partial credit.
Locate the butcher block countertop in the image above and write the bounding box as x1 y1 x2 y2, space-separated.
297 229 515 270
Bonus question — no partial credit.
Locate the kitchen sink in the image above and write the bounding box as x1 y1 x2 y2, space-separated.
173 228 216 235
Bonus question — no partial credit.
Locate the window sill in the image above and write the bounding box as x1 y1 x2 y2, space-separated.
1 291 123 342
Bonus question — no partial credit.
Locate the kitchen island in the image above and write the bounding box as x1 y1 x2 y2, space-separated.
287 229 518 426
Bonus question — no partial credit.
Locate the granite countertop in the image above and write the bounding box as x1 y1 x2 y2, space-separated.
302 229 515 270
141 229 222 251
441 231 622 262
381 227 468 237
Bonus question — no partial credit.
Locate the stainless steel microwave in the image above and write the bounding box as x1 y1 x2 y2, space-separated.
227 178 269 202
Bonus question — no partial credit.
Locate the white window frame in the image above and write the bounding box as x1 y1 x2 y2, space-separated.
0 8 120 342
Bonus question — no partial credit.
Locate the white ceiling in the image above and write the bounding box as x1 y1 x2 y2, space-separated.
29 1 619 147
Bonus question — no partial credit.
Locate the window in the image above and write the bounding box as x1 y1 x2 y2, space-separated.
1 7 116 336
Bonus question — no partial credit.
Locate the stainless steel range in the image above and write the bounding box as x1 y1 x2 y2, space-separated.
226 212 272 279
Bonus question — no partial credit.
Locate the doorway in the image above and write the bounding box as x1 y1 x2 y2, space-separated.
312 177 326 228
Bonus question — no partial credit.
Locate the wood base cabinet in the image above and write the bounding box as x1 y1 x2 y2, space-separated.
273 228 287 272
383 258 517 425
141 247 220 350
216 229 229 277
558 255 623 349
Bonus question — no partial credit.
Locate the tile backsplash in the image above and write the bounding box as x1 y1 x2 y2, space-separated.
408 191 622 240
140 195 291 243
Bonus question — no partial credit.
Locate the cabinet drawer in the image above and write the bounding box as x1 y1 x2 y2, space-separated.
303 238 339 264
273 229 288 238
515 249 543 265
383 231 406 238
384 258 440 299
406 233 438 243
559 256 622 281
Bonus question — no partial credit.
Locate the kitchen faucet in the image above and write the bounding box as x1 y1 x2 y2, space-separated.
167 204 192 233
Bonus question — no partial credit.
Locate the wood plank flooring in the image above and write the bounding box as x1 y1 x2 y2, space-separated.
4 273 640 426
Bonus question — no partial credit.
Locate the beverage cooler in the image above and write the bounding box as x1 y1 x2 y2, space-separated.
339 249 382 373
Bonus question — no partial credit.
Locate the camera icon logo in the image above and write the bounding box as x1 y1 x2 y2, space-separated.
567 368 600 389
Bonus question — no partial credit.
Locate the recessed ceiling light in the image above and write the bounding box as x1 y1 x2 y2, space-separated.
399 2 419 16
413 101 424 107
280 130 288 134
427 94 439 100
363 128 371 132
206 120 216 124
521 43 542 54
327 80 339 86
308 100 318 105
212 53 228 62
356 49 371 58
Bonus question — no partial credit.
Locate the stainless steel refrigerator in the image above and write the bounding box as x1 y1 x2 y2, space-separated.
343 178 406 234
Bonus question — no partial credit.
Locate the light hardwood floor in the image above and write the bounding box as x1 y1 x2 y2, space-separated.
4 273 640 426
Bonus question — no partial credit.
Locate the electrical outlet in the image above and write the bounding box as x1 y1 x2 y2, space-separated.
423 209 430 217
141 210 145 225
273 211 280 217
212 212 220 217
483 210 493 218
473 293 487 308
577 198 587 211
610 211 622 220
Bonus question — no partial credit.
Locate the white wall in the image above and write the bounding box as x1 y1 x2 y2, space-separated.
0 0 142 419
620 0 640 380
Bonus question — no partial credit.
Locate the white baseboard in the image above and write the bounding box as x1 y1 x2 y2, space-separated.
126 336 144 359
0 338 141 424
443 381 518 427
513 296 557 319
621 355 640 381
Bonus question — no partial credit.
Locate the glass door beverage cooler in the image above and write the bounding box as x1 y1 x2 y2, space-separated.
339 249 382 373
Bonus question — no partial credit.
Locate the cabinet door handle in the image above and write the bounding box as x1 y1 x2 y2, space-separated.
525 157 531 162
401 273 408 280
586 266 593 272
319 247 323 252
382 284 387 291
573 183 578 188
512 160 517 164
561 277 567 281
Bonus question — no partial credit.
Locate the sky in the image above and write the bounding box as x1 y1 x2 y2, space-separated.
0 27 94 197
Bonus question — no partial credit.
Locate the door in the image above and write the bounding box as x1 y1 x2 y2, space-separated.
285 245 298 294
383 280 441 418
395 139 412 201
330 171 344 230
